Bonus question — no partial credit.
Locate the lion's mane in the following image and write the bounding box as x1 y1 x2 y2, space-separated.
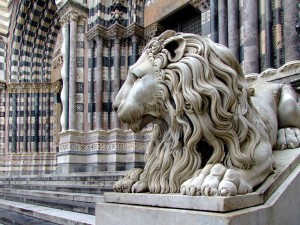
141 31 262 194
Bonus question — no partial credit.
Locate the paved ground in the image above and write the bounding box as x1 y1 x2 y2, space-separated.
0 208 58 225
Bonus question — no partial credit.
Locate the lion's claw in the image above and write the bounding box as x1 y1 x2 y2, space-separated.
113 168 146 193
180 164 252 197
276 128 300 150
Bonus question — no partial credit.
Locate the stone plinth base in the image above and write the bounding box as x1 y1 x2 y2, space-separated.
96 148 300 225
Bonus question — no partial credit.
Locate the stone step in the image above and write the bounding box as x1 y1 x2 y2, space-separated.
0 199 95 225
0 171 126 182
0 208 58 225
0 188 104 215
0 184 112 194
0 171 126 194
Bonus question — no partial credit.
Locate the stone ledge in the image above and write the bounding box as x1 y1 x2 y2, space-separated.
97 158 300 225
104 147 300 212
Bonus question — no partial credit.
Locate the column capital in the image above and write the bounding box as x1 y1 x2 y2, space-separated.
95 36 103 46
69 11 79 21
60 15 70 25
114 36 121 44
131 35 138 43
89 40 94 48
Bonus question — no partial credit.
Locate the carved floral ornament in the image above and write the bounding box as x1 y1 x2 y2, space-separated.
60 11 79 25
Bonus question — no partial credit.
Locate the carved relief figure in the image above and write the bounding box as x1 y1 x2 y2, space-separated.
112 30 300 196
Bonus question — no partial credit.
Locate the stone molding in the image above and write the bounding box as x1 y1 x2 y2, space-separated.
59 128 152 152
0 82 5 90
7 82 62 94
246 60 300 83
144 22 164 42
51 80 63 93
52 54 63 69
57 0 88 25
86 23 145 42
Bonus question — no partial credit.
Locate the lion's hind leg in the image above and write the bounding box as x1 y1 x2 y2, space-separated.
277 85 300 150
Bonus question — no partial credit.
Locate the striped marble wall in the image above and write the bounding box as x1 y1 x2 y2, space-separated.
0 40 5 81
0 83 5 155
7 0 60 159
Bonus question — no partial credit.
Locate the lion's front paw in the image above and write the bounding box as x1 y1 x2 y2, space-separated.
113 168 144 193
181 164 252 197
276 128 300 150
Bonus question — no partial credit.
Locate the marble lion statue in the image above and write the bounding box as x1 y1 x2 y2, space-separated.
112 30 300 196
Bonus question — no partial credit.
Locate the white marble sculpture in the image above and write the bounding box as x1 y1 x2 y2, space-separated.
112 30 300 196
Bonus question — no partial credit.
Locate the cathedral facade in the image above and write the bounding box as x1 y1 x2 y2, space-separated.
0 0 299 175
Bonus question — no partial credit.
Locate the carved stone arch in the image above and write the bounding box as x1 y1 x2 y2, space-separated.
9 0 61 83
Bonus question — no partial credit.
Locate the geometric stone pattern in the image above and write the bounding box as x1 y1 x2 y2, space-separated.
76 19 85 130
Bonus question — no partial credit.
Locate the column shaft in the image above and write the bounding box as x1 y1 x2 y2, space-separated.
34 93 39 152
95 37 103 130
69 13 78 130
283 0 300 62
228 0 240 61
11 93 17 153
89 41 94 130
114 37 120 128
242 0 259 74
23 92 28 152
210 0 218 42
266 0 274 68
132 35 138 64
60 18 70 132
108 42 112 129
218 0 228 46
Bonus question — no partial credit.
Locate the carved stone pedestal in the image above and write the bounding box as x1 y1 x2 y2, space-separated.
96 148 300 225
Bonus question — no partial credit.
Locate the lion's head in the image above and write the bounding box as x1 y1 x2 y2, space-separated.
113 30 261 193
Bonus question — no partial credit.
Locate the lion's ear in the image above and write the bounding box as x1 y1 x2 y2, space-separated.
164 37 186 62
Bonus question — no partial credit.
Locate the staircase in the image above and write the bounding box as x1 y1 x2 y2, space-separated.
0 171 126 224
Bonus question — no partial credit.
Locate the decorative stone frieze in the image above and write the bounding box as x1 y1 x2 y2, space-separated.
0 82 5 90
144 22 164 42
57 0 88 20
51 80 63 93
254 60 300 82
86 23 145 41
52 55 63 69
7 83 52 93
